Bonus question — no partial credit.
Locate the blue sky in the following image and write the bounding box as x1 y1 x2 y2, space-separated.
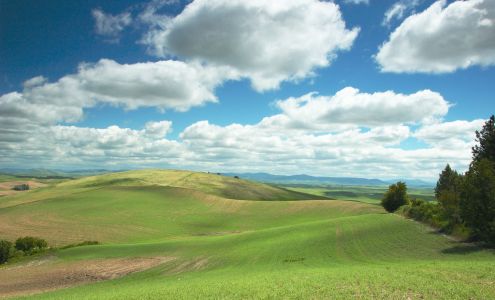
1 0 494 179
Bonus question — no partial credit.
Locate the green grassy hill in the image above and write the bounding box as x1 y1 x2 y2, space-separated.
59 169 322 201
0 170 493 299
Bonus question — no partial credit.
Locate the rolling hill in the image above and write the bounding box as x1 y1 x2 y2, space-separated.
224 172 435 187
0 170 493 299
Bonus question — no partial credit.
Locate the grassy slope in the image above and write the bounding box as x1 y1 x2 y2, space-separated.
25 214 495 299
0 170 493 299
59 169 321 201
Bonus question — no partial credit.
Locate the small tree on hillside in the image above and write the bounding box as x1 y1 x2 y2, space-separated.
435 164 463 227
460 159 495 244
472 115 495 164
382 181 409 212
435 164 459 198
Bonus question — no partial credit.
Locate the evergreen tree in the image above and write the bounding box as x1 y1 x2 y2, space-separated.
460 159 495 244
472 115 495 164
435 164 459 198
435 164 462 227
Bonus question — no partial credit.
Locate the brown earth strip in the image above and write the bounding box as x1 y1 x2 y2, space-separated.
0 256 175 298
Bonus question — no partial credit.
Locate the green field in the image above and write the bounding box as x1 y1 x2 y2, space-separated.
285 185 435 203
0 170 493 299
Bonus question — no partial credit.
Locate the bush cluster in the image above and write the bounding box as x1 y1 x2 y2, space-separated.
12 183 29 191
0 236 48 265
399 199 444 228
15 236 48 254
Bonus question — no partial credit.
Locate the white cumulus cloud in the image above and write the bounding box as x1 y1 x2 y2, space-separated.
0 59 233 148
142 0 359 91
376 0 495 73
414 119 485 149
275 87 450 129
0 85 482 180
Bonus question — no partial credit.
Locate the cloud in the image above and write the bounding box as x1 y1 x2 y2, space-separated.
0 121 184 168
144 120 173 138
92 9 132 42
414 119 485 149
138 0 177 28
142 0 359 91
75 59 229 110
0 59 233 149
177 118 469 179
1 59 227 122
0 85 480 180
275 87 450 129
382 1 421 26
172 87 469 179
22 76 47 89
376 0 495 73
343 0 369 5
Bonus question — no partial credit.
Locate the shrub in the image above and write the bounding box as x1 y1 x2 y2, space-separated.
12 184 29 191
0 240 12 264
382 182 409 212
15 236 48 254
401 199 445 229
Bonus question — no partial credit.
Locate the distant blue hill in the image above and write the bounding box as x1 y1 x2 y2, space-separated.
224 172 434 187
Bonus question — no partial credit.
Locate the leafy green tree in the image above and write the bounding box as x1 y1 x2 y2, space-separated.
435 164 462 228
460 159 495 244
472 115 495 164
0 240 12 264
382 181 409 212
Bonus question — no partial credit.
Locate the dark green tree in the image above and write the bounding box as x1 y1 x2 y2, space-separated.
460 159 495 244
435 164 462 227
382 181 409 212
0 240 12 264
472 115 495 164
435 164 458 198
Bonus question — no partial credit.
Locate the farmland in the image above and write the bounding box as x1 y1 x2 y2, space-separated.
0 170 493 299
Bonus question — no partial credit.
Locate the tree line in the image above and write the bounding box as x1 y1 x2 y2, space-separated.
0 236 48 264
382 115 495 246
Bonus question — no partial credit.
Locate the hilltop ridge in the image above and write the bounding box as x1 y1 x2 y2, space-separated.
58 169 325 201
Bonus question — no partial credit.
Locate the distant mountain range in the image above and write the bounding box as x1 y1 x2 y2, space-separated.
0 168 434 187
224 172 434 187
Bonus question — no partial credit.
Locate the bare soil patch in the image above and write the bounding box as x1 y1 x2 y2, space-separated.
0 256 174 298
0 181 46 197
0 181 46 190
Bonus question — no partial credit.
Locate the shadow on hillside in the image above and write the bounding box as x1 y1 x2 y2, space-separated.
441 244 492 255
